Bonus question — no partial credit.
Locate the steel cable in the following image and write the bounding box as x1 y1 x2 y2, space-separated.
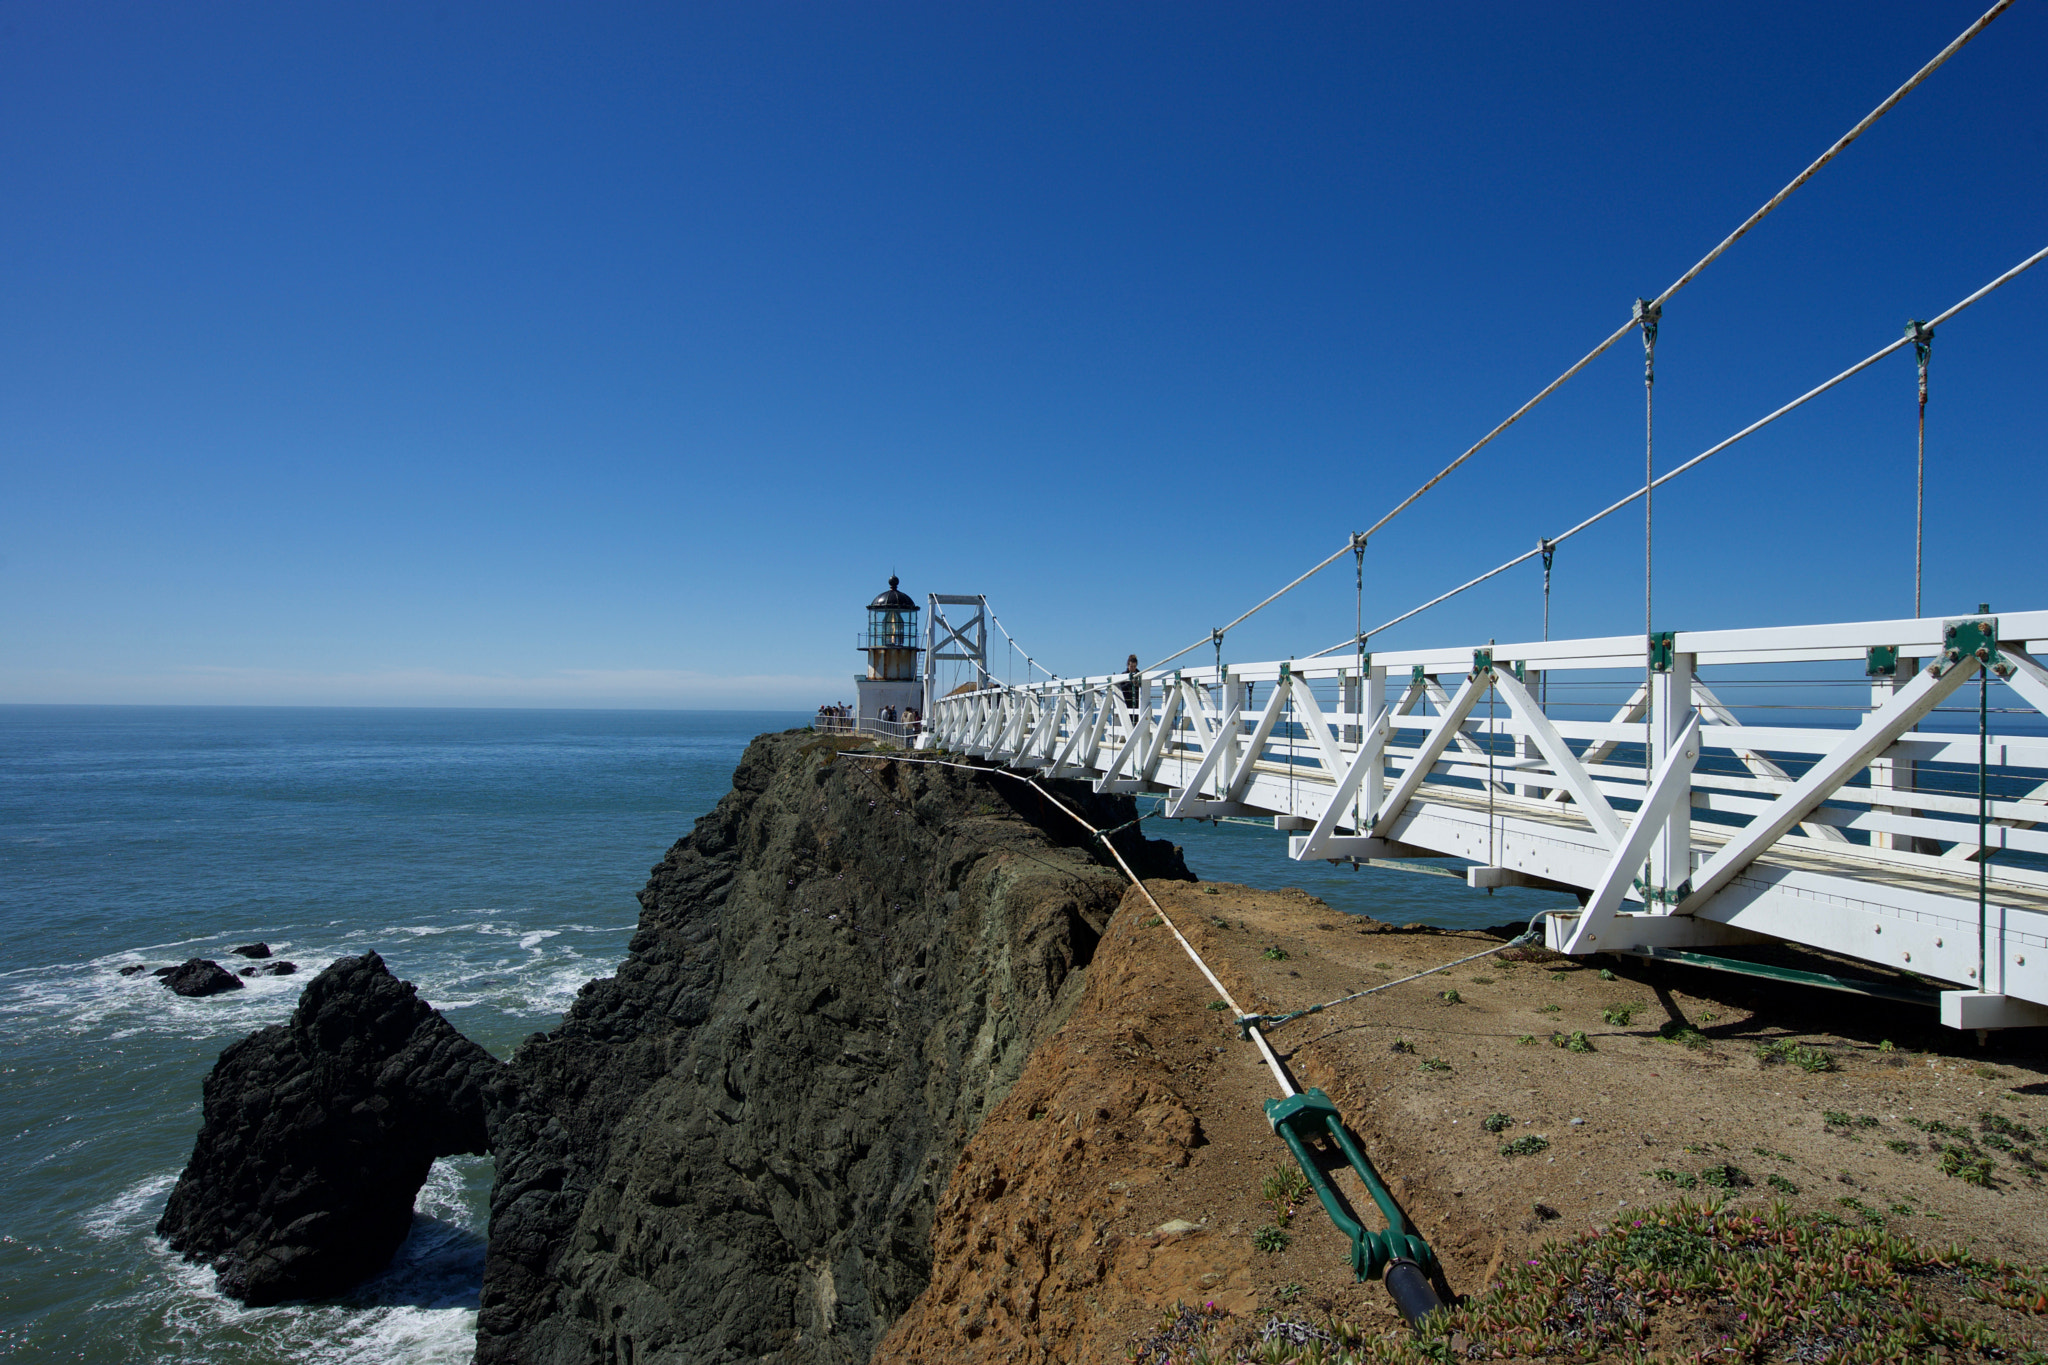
1303 242 2048 659
1144 0 2014 674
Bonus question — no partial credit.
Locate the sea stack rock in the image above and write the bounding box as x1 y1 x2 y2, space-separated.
157 951 511 1306
232 942 272 959
160 958 243 997
476 730 1187 1365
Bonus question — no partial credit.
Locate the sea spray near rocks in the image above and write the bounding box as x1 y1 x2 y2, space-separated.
157 951 511 1306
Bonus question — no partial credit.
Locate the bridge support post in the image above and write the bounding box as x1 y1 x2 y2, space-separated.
1361 664 1386 827
1516 667 1543 798
1649 648 1695 907
1869 654 1918 850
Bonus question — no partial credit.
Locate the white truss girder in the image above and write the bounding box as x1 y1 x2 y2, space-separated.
923 610 2048 1026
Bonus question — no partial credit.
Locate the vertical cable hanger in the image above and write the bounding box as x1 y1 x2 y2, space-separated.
1486 642 1498 880
1908 320 1934 617
1636 297 1662 781
1539 537 1555 710
1354 532 1367 837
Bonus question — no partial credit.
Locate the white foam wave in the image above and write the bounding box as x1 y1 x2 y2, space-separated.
0 908 632 1054
82 1171 179 1240
86 1160 489 1365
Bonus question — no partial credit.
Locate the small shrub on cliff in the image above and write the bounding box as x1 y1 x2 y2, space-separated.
1252 1225 1291 1253
1756 1039 1836 1073
1601 1003 1637 1027
1500 1134 1550 1157
1263 946 1289 961
1261 1163 1311 1226
1939 1145 1994 1187
1437 988 1462 1004
1417 1056 1452 1074
1552 1030 1594 1053
1482 1112 1513 1134
1206 999 1228 1011
1659 1020 1710 1048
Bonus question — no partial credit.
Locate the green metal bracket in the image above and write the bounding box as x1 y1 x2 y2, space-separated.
1943 617 1999 670
1410 664 1426 687
1628 948 1938 1008
1356 652 1372 671
1509 659 1526 683
1865 645 1898 678
1264 1088 1434 1281
1278 661 1291 682
1648 631 1677 673
1471 647 1493 677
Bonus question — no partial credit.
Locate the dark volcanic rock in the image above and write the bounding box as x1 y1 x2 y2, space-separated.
157 951 512 1306
232 942 272 959
119 964 148 976
239 961 299 978
161 958 243 997
152 965 178 977
477 731 1188 1365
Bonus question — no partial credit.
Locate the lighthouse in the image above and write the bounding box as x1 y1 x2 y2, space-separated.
855 576 924 732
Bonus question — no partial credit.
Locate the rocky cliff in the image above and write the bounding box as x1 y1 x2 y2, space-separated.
157 951 508 1305
474 731 1188 1364
159 730 1186 1357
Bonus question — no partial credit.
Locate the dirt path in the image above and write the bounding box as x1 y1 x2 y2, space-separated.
875 877 2048 1363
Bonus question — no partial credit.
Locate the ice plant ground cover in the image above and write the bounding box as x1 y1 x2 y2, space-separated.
1128 1197 2048 1364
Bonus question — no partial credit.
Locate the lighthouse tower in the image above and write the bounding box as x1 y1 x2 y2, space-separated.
856 576 924 731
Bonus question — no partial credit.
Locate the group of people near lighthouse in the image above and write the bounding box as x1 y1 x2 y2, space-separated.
812 702 920 736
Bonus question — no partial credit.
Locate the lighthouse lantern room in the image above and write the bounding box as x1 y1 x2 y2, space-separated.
856 576 924 731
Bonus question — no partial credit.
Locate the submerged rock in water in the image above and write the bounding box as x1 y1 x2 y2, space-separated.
118 964 148 976
161 958 243 997
231 942 272 959
157 951 511 1306
238 961 298 978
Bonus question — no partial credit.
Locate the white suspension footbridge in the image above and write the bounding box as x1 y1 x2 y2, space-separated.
892 2 2048 1033
921 610 2048 1032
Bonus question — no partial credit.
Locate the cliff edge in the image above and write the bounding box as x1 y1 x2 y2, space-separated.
475 731 1188 1364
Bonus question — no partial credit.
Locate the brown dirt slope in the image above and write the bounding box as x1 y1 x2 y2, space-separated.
875 877 2048 1364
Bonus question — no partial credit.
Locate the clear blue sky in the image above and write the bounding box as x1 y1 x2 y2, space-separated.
4 2 2042 708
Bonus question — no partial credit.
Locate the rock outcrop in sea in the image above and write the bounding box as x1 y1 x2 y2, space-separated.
156 951 509 1305
160 957 244 997
160 730 1185 1360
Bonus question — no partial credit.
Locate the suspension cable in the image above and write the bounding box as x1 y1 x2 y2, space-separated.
1910 319 1935 617
1301 241 2048 659
1142 0 2013 675
986 599 1061 680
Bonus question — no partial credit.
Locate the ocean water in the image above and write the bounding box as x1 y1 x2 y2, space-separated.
0 706 1550 1364
0 707 804 1365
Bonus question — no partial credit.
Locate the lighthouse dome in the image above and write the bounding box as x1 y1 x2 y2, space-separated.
868 576 917 611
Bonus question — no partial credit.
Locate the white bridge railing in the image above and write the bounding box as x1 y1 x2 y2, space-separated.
924 610 2048 1029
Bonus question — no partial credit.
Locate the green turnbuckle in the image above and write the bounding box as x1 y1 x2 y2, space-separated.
1263 1088 1434 1281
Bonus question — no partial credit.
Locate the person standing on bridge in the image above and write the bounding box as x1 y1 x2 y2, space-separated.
1120 654 1141 712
